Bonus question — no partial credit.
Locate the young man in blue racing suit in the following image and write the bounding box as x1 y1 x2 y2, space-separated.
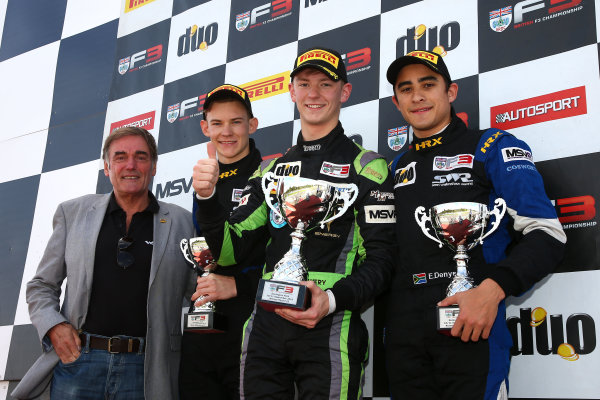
385 50 566 399
191 47 396 399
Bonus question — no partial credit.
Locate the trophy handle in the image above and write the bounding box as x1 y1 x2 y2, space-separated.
479 198 507 244
180 239 196 264
319 183 359 228
261 172 283 219
414 206 443 248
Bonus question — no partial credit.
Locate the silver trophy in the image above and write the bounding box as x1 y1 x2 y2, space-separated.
414 199 506 330
180 237 227 333
257 172 359 311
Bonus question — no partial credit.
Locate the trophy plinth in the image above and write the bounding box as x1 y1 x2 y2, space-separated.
257 173 358 312
256 221 311 311
180 237 228 333
415 199 506 330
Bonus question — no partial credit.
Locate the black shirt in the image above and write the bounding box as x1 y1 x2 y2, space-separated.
82 191 158 337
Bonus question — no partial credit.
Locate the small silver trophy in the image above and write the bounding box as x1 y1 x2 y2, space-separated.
414 199 506 330
180 237 227 333
257 172 358 311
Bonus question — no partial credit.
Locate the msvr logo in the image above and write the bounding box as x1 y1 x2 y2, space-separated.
155 177 193 199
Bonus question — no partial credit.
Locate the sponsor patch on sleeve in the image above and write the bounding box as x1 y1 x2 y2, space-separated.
501 147 533 163
239 194 250 206
364 205 396 223
394 161 416 188
231 188 244 202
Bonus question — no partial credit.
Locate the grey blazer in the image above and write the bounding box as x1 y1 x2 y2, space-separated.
11 193 196 400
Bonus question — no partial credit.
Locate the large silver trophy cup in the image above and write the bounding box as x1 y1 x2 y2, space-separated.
414 199 506 330
180 237 227 333
257 172 359 312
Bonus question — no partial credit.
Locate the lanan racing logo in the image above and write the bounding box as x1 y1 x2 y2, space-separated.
118 44 163 75
166 93 207 123
235 0 292 32
491 86 587 130
492 0 584 30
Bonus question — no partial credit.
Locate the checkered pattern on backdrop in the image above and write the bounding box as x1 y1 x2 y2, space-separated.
1 0 599 398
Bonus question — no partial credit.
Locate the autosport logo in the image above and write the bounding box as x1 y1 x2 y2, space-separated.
235 0 292 32
491 86 587 130
118 44 163 75
493 0 584 30
166 93 207 123
507 307 595 360
341 47 372 75
177 23 218 56
551 195 597 230
396 21 460 58
241 72 289 102
109 111 155 132
124 0 156 13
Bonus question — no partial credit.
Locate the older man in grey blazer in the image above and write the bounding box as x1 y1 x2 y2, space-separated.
12 127 196 400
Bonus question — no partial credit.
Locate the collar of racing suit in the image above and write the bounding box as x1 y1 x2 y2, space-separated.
296 121 345 154
411 112 466 153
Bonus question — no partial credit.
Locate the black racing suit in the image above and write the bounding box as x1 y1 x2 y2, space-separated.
180 139 264 400
195 123 396 399
386 114 566 399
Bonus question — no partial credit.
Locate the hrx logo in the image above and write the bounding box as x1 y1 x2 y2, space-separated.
118 45 162 75
396 22 460 58
507 307 595 360
177 23 218 56
235 0 292 32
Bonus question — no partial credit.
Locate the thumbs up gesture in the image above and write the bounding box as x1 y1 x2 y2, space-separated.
192 142 220 198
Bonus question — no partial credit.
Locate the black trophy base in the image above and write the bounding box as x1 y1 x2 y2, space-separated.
184 311 227 334
256 279 311 312
436 305 460 331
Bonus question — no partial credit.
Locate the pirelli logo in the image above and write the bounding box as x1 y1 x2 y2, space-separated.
208 85 246 100
297 49 339 68
407 51 439 64
241 72 289 101
125 0 156 13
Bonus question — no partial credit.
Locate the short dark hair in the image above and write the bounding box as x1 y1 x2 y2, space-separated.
102 127 158 165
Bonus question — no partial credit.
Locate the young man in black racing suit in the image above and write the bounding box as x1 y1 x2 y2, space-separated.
191 47 396 399
385 50 566 399
180 84 264 400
